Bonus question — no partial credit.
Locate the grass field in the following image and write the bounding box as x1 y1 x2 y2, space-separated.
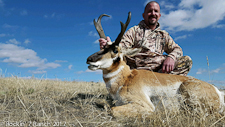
0 77 224 127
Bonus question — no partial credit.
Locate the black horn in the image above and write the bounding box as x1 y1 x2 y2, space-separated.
114 12 131 46
93 14 110 39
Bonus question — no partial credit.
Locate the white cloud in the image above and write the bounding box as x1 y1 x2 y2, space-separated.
211 67 225 74
144 0 175 10
6 38 20 45
3 24 14 28
68 64 73 70
43 13 64 20
0 33 6 37
159 0 225 31
174 35 187 41
196 67 224 75
211 68 221 73
55 60 68 63
174 34 192 41
0 33 13 37
159 1 175 10
0 42 61 71
196 68 207 74
37 62 60 70
2 24 19 31
88 31 99 38
24 39 31 44
94 39 99 44
44 13 56 18
28 70 47 74
213 24 225 28
76 71 84 74
178 0 202 9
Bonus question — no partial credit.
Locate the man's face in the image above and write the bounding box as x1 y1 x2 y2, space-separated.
142 3 161 26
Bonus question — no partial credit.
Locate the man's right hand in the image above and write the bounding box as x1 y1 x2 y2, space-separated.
99 37 111 49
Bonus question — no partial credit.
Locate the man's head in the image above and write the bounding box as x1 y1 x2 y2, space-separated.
142 1 161 29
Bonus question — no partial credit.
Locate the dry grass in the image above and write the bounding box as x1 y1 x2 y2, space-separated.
0 77 224 127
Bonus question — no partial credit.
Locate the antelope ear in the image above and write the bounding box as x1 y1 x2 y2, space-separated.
123 48 142 57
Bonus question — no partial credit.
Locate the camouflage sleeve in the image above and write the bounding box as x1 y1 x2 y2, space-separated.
119 26 136 49
164 34 183 61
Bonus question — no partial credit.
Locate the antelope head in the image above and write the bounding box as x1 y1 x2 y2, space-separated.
87 12 132 71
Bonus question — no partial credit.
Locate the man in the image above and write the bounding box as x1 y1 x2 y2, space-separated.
99 1 192 76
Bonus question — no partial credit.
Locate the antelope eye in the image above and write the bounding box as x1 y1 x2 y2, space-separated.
113 49 118 54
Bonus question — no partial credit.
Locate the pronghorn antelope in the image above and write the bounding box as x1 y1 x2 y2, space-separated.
87 12 225 117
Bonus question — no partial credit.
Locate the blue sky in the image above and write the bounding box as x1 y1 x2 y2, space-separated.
0 0 225 87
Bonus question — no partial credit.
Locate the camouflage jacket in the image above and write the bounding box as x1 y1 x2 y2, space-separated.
119 20 183 71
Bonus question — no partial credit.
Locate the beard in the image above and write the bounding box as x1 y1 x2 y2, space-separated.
148 16 157 25
148 21 157 25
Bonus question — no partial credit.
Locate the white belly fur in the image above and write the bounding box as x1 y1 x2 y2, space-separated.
142 82 183 111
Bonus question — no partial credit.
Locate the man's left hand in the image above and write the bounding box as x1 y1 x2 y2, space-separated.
162 57 175 73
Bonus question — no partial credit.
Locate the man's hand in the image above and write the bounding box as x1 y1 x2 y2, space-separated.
162 57 175 73
99 37 111 49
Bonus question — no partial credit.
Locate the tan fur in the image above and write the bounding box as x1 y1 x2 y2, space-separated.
87 47 225 118
108 61 223 117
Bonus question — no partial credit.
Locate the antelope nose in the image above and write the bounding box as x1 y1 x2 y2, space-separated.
86 57 93 64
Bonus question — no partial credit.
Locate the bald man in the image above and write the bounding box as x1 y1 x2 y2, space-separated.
99 1 192 76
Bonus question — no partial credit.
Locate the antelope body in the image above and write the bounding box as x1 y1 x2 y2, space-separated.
87 12 225 117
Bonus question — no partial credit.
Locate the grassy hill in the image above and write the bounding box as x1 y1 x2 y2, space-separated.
0 77 224 126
